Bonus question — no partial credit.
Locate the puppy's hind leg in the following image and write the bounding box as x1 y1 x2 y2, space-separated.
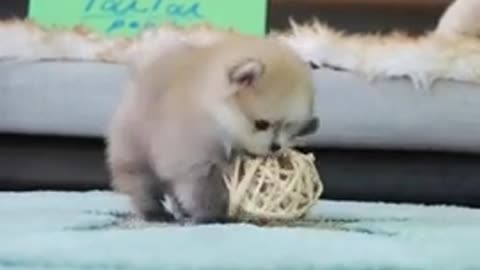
110 162 176 222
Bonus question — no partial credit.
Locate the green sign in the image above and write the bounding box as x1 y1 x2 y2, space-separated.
28 0 268 37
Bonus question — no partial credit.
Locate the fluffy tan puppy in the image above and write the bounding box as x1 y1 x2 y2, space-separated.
106 33 319 224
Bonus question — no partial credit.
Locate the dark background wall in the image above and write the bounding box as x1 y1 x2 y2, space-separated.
268 0 450 34
0 0 28 19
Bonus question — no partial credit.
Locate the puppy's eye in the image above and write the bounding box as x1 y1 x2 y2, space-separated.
254 119 270 131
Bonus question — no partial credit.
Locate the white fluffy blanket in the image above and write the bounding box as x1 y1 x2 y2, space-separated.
0 1 480 92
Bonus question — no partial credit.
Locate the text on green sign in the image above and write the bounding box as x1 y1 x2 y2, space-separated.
83 0 205 34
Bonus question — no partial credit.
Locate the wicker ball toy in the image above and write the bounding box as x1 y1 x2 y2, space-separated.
223 149 323 222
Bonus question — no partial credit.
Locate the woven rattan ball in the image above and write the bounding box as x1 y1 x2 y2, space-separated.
223 149 323 223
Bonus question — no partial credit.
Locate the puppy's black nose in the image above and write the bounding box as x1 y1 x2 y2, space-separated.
270 143 281 152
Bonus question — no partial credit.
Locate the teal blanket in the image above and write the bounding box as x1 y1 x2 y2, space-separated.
1 191 479 270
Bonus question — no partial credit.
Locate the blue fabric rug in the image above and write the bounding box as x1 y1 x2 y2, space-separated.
1 191 479 270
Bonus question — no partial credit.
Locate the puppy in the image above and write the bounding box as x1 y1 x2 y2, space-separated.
106 33 319 224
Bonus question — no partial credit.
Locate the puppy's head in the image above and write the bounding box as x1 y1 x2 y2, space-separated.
208 39 318 156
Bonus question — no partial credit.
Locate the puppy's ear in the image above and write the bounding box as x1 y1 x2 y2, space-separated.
297 117 319 137
228 58 264 89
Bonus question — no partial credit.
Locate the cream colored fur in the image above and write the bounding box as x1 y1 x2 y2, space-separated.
0 20 121 61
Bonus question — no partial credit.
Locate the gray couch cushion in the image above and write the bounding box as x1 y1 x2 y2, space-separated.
310 69 480 153
0 61 126 137
1 61 480 153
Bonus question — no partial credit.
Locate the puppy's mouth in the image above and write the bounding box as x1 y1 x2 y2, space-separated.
240 149 283 159
230 149 257 159
230 144 283 159
243 150 260 158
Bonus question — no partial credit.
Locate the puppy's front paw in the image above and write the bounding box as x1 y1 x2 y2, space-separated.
170 162 230 225
142 208 176 222
134 195 178 223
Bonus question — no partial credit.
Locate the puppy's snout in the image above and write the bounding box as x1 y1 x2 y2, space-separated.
270 143 281 152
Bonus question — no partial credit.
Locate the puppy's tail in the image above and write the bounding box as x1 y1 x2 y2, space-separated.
435 0 480 38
